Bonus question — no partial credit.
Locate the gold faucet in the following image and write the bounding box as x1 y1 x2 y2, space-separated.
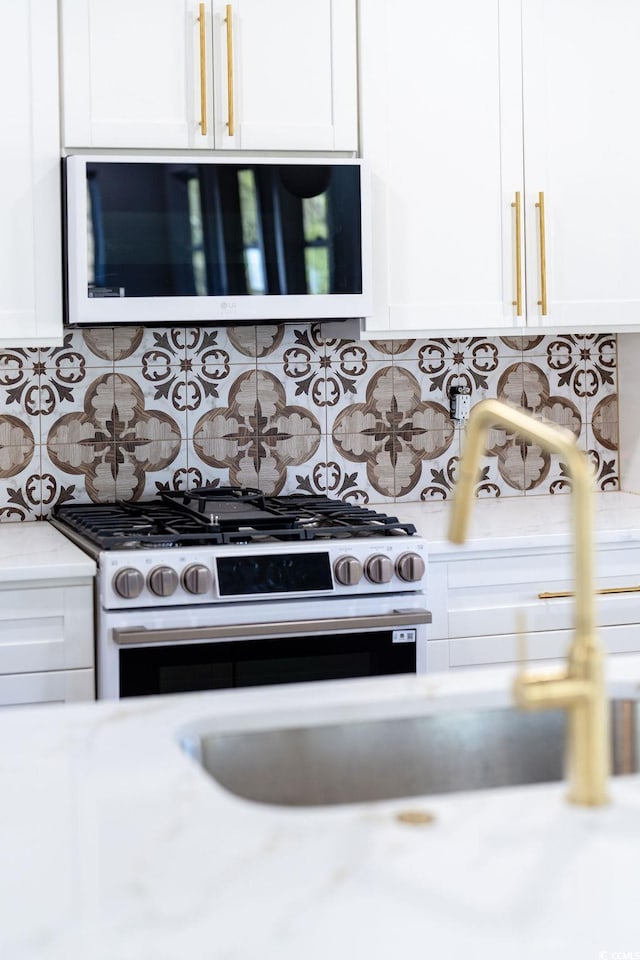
448 398 610 806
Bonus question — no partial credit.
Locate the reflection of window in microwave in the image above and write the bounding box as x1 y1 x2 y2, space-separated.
302 193 329 295
238 169 266 295
86 178 108 287
86 182 95 284
187 177 207 296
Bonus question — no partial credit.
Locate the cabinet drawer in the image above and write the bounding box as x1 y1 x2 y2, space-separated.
0 583 93 674
443 622 640 670
0 669 94 707
430 542 640 641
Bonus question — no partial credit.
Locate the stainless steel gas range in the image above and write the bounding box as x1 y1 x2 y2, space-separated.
49 488 431 700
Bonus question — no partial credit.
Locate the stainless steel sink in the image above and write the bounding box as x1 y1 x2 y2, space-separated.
181 700 638 807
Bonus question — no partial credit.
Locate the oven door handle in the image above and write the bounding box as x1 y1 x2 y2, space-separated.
112 609 432 646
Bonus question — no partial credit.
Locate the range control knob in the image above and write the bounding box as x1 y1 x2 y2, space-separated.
113 567 144 600
334 555 363 586
147 565 179 598
182 563 212 595
364 553 394 584
396 552 426 583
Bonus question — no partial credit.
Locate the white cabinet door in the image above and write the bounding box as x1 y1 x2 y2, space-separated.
61 0 202 149
521 0 640 330
359 0 524 335
61 0 357 151
212 0 357 150
0 0 62 345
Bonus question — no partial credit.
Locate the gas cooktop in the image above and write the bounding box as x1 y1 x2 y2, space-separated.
50 487 417 551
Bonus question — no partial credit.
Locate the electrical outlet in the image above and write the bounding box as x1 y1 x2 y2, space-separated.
449 384 471 422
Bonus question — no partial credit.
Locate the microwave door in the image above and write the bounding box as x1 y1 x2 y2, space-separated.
65 155 371 326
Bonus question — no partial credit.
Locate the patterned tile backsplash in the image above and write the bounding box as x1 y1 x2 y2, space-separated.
0 325 619 520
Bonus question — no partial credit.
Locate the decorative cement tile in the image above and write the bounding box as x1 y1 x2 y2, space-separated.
0 444 42 521
186 325 259 364
111 369 188 445
116 439 190 501
44 440 118 504
110 326 189 366
322 443 395 503
38 365 115 443
587 434 620 493
590 394 618 451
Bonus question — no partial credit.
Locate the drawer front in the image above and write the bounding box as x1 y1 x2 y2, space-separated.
0 669 95 707
429 543 640 641
0 584 93 674
443 622 640 670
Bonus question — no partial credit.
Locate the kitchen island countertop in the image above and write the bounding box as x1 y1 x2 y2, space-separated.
3 657 640 959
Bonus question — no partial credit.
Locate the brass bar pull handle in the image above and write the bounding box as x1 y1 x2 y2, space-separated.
511 191 523 316
225 3 235 137
198 3 207 136
535 190 548 316
539 585 640 600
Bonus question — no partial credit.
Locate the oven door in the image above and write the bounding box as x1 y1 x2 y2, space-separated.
98 596 431 699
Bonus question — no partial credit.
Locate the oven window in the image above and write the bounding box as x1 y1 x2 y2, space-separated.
119 631 416 698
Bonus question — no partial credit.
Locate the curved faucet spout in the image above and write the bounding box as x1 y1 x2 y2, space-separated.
448 399 609 807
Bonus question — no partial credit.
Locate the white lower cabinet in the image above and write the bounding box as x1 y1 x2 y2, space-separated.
0 670 94 708
0 579 95 706
426 541 640 672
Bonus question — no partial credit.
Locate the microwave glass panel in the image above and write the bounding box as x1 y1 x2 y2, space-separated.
85 162 362 299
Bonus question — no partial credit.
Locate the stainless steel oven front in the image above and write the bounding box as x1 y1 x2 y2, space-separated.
98 594 431 699
97 595 431 699
49 492 431 701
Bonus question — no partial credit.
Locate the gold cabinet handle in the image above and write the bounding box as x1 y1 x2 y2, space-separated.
198 3 207 136
535 191 548 316
225 3 235 137
539 585 640 600
511 191 523 316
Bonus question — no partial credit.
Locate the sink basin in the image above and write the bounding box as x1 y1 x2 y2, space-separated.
182 700 638 807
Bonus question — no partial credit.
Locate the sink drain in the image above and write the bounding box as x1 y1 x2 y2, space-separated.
395 809 436 827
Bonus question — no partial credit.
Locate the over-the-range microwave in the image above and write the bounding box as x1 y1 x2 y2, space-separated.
63 155 371 327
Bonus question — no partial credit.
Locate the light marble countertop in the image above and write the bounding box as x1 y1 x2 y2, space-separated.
3 658 640 960
0 521 95 583
382 489 640 554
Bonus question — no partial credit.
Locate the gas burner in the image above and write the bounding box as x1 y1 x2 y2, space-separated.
50 487 417 551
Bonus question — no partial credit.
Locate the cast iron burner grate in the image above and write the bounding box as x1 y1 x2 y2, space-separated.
50 486 417 550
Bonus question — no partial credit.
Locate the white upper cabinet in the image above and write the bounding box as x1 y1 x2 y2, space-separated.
359 0 524 335
0 0 62 345
522 0 640 330
60 0 358 151
361 0 640 336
